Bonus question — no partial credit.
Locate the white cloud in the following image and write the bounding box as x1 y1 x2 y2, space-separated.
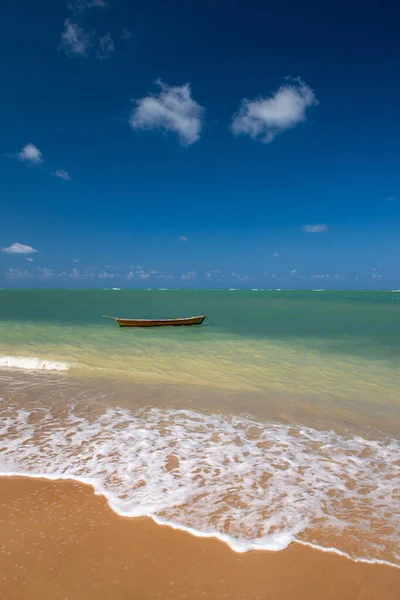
54 169 71 181
178 235 189 242
231 78 318 143
26 257 34 262
128 267 164 281
68 0 108 12
17 143 43 164
302 224 327 233
58 268 86 280
2 264 185 283
122 28 133 40
130 80 204 146
70 268 80 280
97 33 115 60
97 270 115 279
290 269 297 275
72 259 79 263
180 271 196 280
273 253 279 257
205 270 220 279
60 19 90 57
311 273 330 279
1 243 38 255
5 269 31 278
386 196 396 202
38 267 54 278
6 266 54 279
227 272 249 282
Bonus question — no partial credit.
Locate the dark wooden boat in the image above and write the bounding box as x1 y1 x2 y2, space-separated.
102 315 206 328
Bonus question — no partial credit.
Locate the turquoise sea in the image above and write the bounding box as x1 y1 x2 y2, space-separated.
0 290 399 565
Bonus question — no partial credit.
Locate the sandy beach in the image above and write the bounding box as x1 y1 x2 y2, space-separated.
1 476 399 600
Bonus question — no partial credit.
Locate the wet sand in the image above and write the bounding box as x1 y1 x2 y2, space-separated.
1 477 399 600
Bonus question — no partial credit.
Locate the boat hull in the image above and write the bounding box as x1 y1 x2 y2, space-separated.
116 315 206 328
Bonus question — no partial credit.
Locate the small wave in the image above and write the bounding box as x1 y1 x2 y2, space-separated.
0 403 399 565
0 355 71 372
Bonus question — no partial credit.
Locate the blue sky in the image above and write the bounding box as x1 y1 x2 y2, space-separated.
1 0 399 288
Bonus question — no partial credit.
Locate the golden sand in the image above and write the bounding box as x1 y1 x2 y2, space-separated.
1 477 399 600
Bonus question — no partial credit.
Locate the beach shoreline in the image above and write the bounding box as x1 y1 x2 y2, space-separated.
1 370 399 567
1 476 399 600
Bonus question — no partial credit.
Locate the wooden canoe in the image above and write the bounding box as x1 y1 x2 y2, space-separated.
103 315 206 327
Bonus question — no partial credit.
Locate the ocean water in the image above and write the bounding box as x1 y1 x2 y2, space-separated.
0 290 399 565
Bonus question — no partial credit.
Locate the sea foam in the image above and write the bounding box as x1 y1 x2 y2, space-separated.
0 356 71 372
0 401 399 565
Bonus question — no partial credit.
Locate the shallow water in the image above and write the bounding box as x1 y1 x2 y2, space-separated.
0 289 400 401
0 290 399 564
